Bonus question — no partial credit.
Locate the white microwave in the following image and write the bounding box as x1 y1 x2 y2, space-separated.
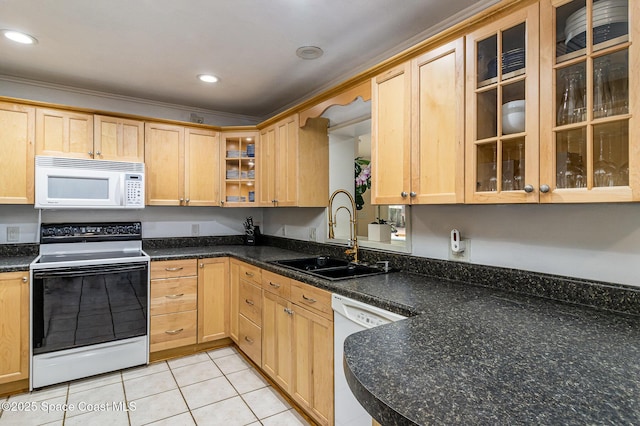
35 156 145 209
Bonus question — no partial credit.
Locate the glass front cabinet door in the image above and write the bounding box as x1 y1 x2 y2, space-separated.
465 3 540 203
540 0 638 202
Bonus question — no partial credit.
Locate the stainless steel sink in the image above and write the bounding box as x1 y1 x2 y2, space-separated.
270 256 387 281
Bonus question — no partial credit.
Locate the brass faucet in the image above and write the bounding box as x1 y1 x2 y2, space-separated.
328 189 359 263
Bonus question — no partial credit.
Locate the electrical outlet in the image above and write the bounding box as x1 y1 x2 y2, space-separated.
449 238 470 262
7 226 19 242
191 224 200 236
309 227 316 241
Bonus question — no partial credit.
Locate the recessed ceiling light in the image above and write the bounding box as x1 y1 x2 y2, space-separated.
296 46 323 60
198 74 219 83
3 30 37 45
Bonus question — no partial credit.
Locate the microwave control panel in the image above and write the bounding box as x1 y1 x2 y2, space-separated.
125 174 144 207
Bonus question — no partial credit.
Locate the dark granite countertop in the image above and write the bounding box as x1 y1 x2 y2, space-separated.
3 243 639 424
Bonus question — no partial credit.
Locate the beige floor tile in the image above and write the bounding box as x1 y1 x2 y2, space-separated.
180 376 238 410
167 352 210 369
207 346 237 360
128 389 188 426
213 353 251 375
146 411 195 425
7 383 68 403
171 360 223 387
63 407 130 425
66 382 126 418
0 395 67 425
124 370 178 401
226 368 268 394
191 396 257 426
241 386 290 419
68 371 122 394
261 408 310 426
121 361 169 381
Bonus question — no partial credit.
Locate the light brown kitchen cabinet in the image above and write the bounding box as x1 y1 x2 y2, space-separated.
464 2 540 203
371 38 465 205
261 271 293 392
94 115 144 162
35 107 94 158
0 272 29 386
539 0 639 202
145 122 220 206
259 272 334 426
198 258 230 343
229 260 263 365
0 102 35 204
371 62 412 205
221 131 258 206
258 115 329 207
149 259 198 352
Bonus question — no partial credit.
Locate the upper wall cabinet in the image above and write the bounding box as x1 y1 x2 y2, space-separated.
221 131 259 207
145 122 220 206
35 108 94 158
465 2 540 203
94 115 144 162
258 115 329 207
371 37 465 205
539 0 639 202
0 102 35 204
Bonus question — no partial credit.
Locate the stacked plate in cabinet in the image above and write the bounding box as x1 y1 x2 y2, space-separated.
565 0 628 52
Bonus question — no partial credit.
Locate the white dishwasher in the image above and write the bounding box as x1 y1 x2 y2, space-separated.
332 294 407 426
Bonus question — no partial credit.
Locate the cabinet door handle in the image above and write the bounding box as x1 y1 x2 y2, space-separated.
88 151 94 157
22 276 28 283
165 267 184 272
245 299 255 306
284 308 294 315
245 271 254 277
244 336 254 344
165 293 184 299
96 151 101 156
524 184 534 193
400 191 408 198
165 328 184 335
200 263 204 268
269 282 281 289
185 198 190 204
540 184 550 193
302 294 317 303
410 191 417 197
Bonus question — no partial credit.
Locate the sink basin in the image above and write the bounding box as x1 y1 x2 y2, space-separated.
270 257 386 281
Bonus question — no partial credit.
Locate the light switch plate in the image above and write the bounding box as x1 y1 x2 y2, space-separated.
7 226 19 242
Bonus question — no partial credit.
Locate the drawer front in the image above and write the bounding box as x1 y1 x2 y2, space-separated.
239 263 261 286
238 314 261 366
150 277 197 315
261 270 291 299
291 280 333 320
151 259 197 279
239 280 262 325
150 310 197 352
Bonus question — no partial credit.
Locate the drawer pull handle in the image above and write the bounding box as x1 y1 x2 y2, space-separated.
269 282 281 289
165 267 184 272
245 271 254 277
245 299 255 306
244 336 254 344
302 295 317 303
166 293 184 299
165 328 184 335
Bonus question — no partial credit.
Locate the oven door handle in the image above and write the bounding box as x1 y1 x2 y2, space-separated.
33 262 148 279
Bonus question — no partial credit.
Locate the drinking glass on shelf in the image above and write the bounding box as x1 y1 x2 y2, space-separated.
513 142 524 190
488 145 497 191
593 60 613 119
593 132 617 187
608 64 628 116
557 70 584 125
617 161 629 186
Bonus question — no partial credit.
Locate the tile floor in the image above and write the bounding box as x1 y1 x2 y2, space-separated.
0 346 310 426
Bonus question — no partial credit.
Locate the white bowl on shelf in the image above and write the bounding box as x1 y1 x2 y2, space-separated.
502 100 526 134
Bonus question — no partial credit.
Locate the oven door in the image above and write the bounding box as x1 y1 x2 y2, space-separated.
32 261 148 355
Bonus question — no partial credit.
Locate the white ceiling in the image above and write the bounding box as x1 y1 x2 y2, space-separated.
0 0 498 121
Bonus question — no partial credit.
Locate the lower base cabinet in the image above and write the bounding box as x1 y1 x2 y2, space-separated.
0 272 29 386
198 258 230 343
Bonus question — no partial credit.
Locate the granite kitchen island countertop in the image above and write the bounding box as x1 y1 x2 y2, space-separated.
3 243 639 424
